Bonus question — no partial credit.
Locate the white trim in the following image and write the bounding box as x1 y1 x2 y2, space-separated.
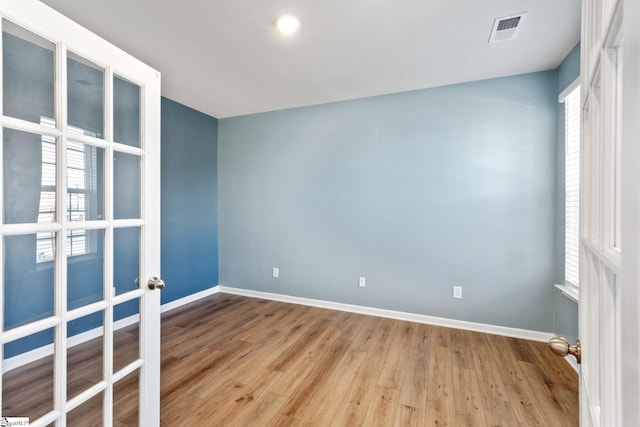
3 285 219 372
160 286 220 314
565 354 580 374
219 285 554 342
559 77 581 102
555 283 580 303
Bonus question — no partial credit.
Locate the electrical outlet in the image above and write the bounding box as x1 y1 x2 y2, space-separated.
272 267 279 278
453 286 463 299
359 276 366 288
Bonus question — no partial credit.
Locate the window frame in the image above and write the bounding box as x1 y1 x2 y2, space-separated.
557 78 581 302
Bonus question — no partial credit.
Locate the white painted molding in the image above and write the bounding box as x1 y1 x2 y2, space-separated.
3 285 220 372
565 355 580 374
218 285 555 343
559 76 581 102
555 283 579 303
160 285 220 314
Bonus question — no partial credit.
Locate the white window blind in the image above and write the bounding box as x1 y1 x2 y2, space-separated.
37 116 99 263
563 85 581 287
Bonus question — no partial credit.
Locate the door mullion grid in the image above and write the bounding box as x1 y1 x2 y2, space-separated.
54 41 69 427
103 65 115 427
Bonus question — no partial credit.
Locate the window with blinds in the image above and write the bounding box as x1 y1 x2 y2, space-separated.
563 85 581 287
36 116 99 263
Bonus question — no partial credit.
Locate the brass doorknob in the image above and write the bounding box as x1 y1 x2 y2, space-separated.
147 276 165 290
549 337 581 364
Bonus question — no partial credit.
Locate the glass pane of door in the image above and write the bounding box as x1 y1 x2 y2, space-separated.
67 52 104 139
2 19 56 126
3 128 57 225
114 299 140 373
3 328 55 421
113 152 140 219
67 142 105 222
113 227 140 295
114 76 140 148
67 311 104 400
68 229 104 310
4 233 55 329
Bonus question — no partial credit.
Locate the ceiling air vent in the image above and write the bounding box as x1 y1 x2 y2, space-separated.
489 12 527 43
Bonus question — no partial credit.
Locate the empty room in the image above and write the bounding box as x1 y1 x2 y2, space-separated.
1 0 639 426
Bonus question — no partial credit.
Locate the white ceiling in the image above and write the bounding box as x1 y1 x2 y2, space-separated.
40 0 580 119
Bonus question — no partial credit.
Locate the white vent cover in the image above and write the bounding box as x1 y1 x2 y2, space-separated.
489 12 527 43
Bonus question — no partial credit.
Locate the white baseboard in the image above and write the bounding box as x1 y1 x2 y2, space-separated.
160 285 219 314
218 285 555 343
3 285 220 373
565 355 580 374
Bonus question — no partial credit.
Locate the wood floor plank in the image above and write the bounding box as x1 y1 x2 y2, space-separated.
489 335 550 426
267 327 342 396
196 368 282 426
452 366 488 426
268 318 333 372
399 322 431 410
360 386 399 427
394 403 424 427
3 293 578 426
469 331 510 401
230 391 288 427
481 396 525 427
377 320 413 389
329 319 395 426
425 344 456 426
298 349 367 425
279 338 352 419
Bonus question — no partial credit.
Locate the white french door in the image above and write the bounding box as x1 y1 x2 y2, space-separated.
579 0 640 425
0 1 161 426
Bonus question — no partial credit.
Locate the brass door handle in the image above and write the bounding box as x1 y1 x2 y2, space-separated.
549 337 581 364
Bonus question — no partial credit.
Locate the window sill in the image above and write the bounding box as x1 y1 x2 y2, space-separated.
555 283 579 303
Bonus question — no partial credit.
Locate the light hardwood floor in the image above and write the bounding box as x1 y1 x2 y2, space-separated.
3 293 578 426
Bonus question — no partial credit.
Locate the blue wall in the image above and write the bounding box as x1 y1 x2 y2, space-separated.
160 97 219 304
219 71 559 332
553 43 580 343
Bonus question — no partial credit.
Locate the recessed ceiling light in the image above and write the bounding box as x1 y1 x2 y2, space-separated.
274 15 300 35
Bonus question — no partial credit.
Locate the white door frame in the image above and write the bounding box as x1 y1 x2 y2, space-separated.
0 1 161 425
580 0 639 425
619 0 640 424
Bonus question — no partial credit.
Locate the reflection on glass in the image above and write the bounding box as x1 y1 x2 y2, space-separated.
67 141 104 221
3 128 56 224
67 311 103 400
2 19 56 126
114 369 139 424
114 152 140 219
4 234 55 330
67 51 104 138
114 299 140 372
114 76 141 148
113 227 139 295
67 391 103 426
3 329 55 420
68 229 104 310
